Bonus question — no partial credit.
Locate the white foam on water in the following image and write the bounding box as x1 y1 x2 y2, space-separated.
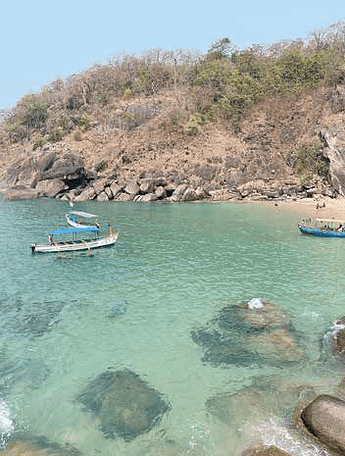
248 298 264 309
255 417 332 456
0 399 14 447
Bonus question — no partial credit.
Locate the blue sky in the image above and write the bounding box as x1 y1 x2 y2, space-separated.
1 0 344 111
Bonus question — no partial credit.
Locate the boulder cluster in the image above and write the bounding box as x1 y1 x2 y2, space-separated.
0 149 337 204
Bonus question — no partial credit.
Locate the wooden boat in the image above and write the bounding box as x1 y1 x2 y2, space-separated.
31 226 119 253
66 211 100 229
298 218 345 237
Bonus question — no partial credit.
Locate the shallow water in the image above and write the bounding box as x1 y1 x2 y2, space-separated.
0 198 344 455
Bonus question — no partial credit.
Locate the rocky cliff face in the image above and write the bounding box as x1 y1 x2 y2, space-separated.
1 85 345 203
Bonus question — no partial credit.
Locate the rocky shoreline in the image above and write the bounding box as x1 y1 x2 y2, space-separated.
0 149 339 207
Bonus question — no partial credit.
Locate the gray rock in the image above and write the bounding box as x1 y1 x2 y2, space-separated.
74 187 96 201
125 180 140 195
155 186 167 199
140 178 155 194
301 394 345 454
109 182 122 198
114 192 134 201
42 153 84 181
36 179 65 198
139 193 158 202
77 369 170 441
4 185 39 201
171 184 188 202
181 187 197 201
3 157 39 188
96 192 109 201
93 178 107 196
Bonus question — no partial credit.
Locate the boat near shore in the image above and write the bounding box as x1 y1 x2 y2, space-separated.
66 211 100 229
298 218 345 237
31 225 119 253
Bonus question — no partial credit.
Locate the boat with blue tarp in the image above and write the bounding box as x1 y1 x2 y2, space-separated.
31 225 118 253
298 218 345 237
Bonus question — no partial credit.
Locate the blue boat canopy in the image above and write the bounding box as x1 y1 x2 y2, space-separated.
48 226 99 235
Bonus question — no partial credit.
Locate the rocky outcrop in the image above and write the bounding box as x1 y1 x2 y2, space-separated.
301 394 345 454
77 369 170 441
0 151 88 200
320 125 345 196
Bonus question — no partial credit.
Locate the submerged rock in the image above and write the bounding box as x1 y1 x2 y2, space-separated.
206 376 316 425
191 299 304 368
241 445 292 456
2 434 84 456
18 300 65 338
77 369 170 441
301 394 345 454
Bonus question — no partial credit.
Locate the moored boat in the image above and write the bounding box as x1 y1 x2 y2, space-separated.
31 226 119 253
66 211 100 229
298 218 345 237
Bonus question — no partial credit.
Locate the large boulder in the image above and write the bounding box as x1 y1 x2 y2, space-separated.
3 185 39 200
41 153 85 182
35 178 65 198
301 394 345 454
140 178 155 194
171 184 189 202
2 157 39 188
124 180 140 196
74 186 96 201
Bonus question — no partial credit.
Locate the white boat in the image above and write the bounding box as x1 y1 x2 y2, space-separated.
31 226 119 253
66 211 101 229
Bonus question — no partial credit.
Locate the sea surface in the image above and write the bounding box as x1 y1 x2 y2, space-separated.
0 198 344 455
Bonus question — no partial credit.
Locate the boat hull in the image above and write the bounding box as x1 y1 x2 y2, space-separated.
298 225 345 237
31 233 119 253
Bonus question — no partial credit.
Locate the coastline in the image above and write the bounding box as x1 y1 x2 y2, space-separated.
255 196 345 220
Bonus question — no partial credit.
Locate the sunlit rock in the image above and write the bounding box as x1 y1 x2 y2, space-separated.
77 369 170 441
301 394 345 454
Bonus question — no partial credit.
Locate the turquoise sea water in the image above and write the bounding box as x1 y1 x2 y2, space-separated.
0 199 345 455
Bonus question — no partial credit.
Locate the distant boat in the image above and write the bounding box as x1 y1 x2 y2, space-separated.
298 218 345 237
66 211 100 229
31 226 119 253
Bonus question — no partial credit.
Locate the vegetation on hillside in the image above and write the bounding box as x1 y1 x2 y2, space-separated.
1 20 345 149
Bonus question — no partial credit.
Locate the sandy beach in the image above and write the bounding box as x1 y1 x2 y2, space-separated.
257 196 345 221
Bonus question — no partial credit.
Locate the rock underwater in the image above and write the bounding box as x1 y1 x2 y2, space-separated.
77 369 170 441
191 298 305 368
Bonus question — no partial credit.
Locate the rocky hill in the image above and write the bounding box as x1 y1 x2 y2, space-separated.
1 30 345 204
